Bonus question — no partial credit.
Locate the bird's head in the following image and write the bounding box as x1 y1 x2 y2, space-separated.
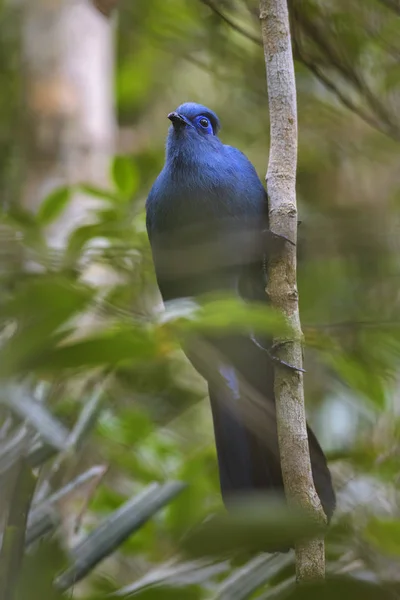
167 102 221 140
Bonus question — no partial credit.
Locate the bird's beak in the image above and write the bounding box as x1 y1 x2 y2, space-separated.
167 112 188 127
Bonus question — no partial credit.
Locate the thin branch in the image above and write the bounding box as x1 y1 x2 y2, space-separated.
201 0 400 140
292 42 385 136
260 0 326 581
290 1 400 139
200 0 262 45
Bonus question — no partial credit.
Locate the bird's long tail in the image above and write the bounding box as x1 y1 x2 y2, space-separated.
190 330 337 524
208 381 336 522
185 332 336 523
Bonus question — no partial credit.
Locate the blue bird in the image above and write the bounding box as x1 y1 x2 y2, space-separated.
146 102 335 535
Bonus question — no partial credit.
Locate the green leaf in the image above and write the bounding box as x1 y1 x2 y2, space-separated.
279 576 394 600
29 326 158 373
0 462 36 600
65 222 121 262
111 156 139 199
80 183 120 203
181 496 324 557
0 276 93 377
161 296 290 338
37 186 72 225
14 539 67 600
324 352 387 410
364 518 400 557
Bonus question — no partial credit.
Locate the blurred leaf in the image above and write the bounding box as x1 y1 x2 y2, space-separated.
0 276 93 376
2 385 69 450
80 183 120 203
216 553 293 600
66 223 117 260
111 156 139 199
280 576 395 600
181 496 323 557
117 559 228 597
31 326 158 373
5 205 38 228
37 186 72 225
3 206 44 248
166 450 219 539
0 461 36 600
323 351 387 410
65 216 134 262
364 517 400 557
90 485 127 513
56 482 185 591
118 585 203 599
161 297 290 338
14 539 67 600
98 407 153 446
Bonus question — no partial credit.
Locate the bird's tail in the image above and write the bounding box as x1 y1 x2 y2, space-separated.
184 333 336 523
208 382 336 523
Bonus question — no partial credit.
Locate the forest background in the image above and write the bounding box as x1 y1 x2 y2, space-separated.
0 1 400 598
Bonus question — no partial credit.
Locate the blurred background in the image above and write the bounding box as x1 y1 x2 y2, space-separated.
0 0 400 598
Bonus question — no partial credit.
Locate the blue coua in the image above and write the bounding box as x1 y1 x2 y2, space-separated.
146 102 335 533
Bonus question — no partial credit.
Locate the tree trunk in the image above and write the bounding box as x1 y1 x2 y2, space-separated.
22 0 116 249
260 0 327 581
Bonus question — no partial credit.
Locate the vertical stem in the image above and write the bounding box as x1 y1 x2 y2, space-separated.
259 0 326 580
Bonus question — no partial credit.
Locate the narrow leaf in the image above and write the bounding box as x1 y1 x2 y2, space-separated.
111 156 139 199
56 481 185 591
182 496 323 557
80 183 120 203
37 186 72 225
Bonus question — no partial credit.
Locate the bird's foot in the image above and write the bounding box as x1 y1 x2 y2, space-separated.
270 340 306 373
262 229 296 254
251 336 306 373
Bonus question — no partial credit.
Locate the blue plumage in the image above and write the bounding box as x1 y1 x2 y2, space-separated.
146 102 335 535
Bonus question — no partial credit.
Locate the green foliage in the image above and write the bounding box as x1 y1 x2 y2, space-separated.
365 518 400 557
280 576 396 600
79 184 121 203
14 540 67 600
167 297 290 338
31 326 159 373
0 275 94 377
182 499 324 557
37 187 72 225
0 0 400 597
111 156 140 200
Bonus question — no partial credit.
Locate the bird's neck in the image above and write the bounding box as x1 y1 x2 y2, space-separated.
165 131 220 172
166 133 198 168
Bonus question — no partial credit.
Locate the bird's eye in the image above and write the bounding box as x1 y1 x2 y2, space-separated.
199 117 209 128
